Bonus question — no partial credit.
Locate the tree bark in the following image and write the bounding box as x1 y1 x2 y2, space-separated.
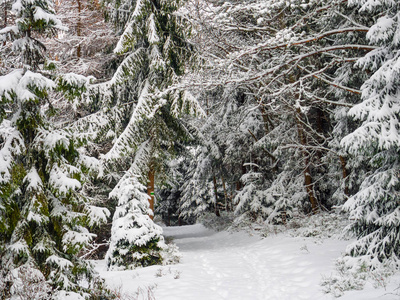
339 155 349 197
2 3 7 46
147 168 155 220
295 108 318 213
76 0 82 58
213 175 220 217
235 161 247 192
221 175 229 211
3 2 7 28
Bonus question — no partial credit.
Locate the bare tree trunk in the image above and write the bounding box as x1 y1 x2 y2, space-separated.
147 168 155 220
76 0 82 58
166 209 171 226
2 1 8 47
339 155 349 197
213 175 220 217
235 161 246 193
235 181 241 191
231 184 236 211
221 175 229 211
3 3 7 28
295 108 318 213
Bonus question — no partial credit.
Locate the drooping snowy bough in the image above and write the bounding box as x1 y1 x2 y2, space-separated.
101 0 200 270
0 0 112 298
341 0 400 268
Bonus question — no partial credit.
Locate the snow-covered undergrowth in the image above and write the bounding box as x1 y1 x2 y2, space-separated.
321 255 400 298
197 211 236 232
93 212 400 300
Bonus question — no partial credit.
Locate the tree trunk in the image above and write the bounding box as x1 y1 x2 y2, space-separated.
3 2 7 28
147 168 155 220
295 108 318 213
259 104 274 135
236 180 242 191
76 0 82 58
221 175 229 211
339 155 349 197
235 161 246 193
2 3 6 46
213 175 220 217
166 209 171 226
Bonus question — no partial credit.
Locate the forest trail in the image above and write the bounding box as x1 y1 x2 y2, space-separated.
161 224 341 300
96 224 400 299
98 223 377 300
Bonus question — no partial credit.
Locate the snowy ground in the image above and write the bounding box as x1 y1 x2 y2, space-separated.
94 224 400 300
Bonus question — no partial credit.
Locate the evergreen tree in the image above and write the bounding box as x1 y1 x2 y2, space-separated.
0 0 111 298
179 146 217 221
156 146 192 226
182 0 377 223
341 0 400 267
105 142 171 269
101 0 201 270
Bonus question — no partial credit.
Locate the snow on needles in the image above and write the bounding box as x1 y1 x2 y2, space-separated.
49 165 82 195
0 70 55 104
0 120 24 184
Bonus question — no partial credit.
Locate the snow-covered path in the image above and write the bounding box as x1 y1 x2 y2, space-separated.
95 224 399 300
162 224 345 300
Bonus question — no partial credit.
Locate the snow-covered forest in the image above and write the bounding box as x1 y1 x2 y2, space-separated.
0 0 399 299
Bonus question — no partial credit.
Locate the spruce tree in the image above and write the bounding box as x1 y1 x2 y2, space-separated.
183 0 378 224
101 0 201 270
341 0 400 267
0 0 111 298
105 142 169 269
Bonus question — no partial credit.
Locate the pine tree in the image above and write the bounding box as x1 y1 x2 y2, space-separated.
182 0 378 223
341 0 400 267
0 0 111 298
105 142 167 269
101 0 201 270
179 146 217 221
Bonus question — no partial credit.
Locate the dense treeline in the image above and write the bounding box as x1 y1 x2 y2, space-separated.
176 0 400 284
0 0 399 298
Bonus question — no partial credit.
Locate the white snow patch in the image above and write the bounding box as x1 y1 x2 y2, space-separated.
46 255 73 270
53 291 86 300
49 164 81 194
24 167 43 192
92 224 400 299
